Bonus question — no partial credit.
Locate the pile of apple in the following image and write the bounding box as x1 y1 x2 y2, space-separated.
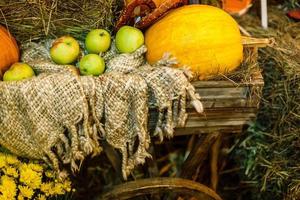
2 26 144 81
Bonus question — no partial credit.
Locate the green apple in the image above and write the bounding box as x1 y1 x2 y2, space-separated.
3 62 35 81
50 36 80 65
79 54 105 76
85 29 111 53
115 26 144 53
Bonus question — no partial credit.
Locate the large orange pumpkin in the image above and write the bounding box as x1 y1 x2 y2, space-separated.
0 26 20 76
145 5 243 80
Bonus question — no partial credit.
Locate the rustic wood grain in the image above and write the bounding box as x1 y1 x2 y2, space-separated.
174 126 244 135
210 135 222 191
102 141 123 180
98 177 222 200
180 133 219 179
174 74 263 135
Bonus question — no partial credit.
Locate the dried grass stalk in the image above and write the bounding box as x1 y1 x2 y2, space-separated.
0 0 119 42
232 6 300 200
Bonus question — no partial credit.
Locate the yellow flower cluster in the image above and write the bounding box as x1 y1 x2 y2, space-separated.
0 153 73 200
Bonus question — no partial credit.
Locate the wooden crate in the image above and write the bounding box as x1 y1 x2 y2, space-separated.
176 68 264 192
175 70 264 135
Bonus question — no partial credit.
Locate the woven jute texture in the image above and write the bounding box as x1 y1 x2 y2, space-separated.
0 40 203 179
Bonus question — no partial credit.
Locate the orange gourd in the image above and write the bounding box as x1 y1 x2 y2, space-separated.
222 0 252 15
145 5 243 80
0 26 20 75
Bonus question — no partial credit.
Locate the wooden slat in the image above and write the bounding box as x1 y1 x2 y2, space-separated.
210 135 222 191
192 79 264 88
149 70 264 136
185 118 253 128
180 133 218 179
188 98 260 109
102 141 123 183
187 98 257 109
196 87 248 99
187 111 257 120
174 126 244 136
201 99 250 108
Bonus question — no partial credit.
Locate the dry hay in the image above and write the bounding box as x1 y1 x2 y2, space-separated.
0 0 119 42
231 6 300 200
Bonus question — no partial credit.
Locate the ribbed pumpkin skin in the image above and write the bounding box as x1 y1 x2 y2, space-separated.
0 26 20 75
145 5 243 80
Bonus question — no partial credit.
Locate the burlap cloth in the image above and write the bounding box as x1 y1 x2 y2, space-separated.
0 40 203 179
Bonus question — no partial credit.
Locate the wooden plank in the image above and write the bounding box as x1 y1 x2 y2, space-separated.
152 108 259 116
102 141 123 181
196 87 249 99
188 98 258 108
187 107 258 115
174 126 244 136
186 112 257 120
149 110 257 129
201 99 259 109
180 133 218 179
210 135 222 191
192 79 264 88
185 118 253 128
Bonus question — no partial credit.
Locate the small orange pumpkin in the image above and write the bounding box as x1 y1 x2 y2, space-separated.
0 26 20 75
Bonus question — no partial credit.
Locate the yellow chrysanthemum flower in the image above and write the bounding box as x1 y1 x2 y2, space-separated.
27 163 43 172
35 194 46 200
17 194 24 200
0 155 6 168
0 153 72 199
5 155 20 166
0 175 17 199
63 180 72 192
18 185 34 199
19 164 42 189
53 183 65 195
0 195 10 200
4 166 19 178
40 182 54 196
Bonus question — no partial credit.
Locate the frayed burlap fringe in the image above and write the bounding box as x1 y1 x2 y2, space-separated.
0 73 96 176
0 41 203 180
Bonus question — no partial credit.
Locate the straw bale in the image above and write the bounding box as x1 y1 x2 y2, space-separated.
0 0 119 42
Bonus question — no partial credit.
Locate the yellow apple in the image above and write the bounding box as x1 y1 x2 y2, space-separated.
116 26 144 53
79 54 105 76
3 62 35 81
85 29 111 53
50 36 80 64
